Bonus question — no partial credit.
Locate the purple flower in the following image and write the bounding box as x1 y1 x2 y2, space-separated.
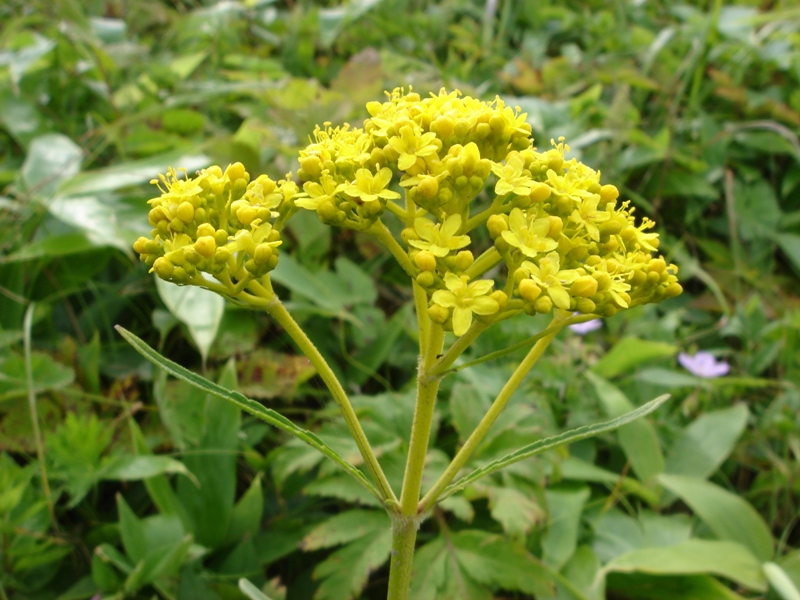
569 319 603 335
678 351 730 378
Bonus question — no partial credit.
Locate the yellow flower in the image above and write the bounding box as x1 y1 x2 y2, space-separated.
432 273 499 336
408 214 471 257
501 208 559 258
520 252 579 310
342 168 400 203
491 152 534 196
296 172 342 210
568 194 611 242
388 125 441 171
546 169 592 204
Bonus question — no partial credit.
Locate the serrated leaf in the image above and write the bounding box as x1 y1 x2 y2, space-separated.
439 394 670 500
115 326 381 502
602 539 766 591
659 474 773 562
312 526 392 600
302 510 389 551
487 486 543 538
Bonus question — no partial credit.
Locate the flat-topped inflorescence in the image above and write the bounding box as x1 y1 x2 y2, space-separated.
134 88 681 331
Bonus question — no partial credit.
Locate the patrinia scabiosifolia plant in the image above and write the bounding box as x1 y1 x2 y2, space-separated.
124 89 680 599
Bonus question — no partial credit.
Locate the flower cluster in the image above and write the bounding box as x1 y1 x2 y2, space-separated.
133 163 297 292
293 88 681 335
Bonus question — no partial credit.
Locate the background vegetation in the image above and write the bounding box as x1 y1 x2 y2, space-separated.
1 0 799 598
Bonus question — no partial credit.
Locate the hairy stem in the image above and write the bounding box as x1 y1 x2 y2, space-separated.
419 312 567 511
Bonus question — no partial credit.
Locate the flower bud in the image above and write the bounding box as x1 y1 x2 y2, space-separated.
487 214 509 238
195 236 216 259
226 162 246 182
454 250 474 271
153 257 174 279
518 279 542 303
648 257 666 274
571 276 598 298
197 223 215 238
414 250 437 272
254 243 274 265
663 282 683 298
534 296 553 314
299 156 323 179
600 184 619 202
170 218 185 233
176 201 195 223
133 237 149 255
428 303 449 324
575 298 596 313
416 271 435 288
401 228 420 244
431 116 455 139
417 176 439 199
215 229 229 246
237 206 257 226
547 216 563 239
490 290 508 310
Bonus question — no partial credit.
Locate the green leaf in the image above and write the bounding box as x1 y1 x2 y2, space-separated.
176 359 240 548
606 573 750 600
155 277 224 364
117 495 147 564
586 372 664 482
409 537 491 600
102 455 198 485
1 232 96 263
57 151 210 196
775 233 800 276
124 535 193 593
115 326 381 502
664 404 748 479
305 510 393 600
487 486 543 538
542 486 590 570
591 337 678 379
0 352 74 399
22 133 83 198
238 578 274 600
658 474 774 562
764 562 800 600
560 458 659 506
602 539 767 591
225 475 264 545
449 381 492 443
440 394 670 500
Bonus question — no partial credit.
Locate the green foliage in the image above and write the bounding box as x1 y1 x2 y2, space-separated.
2 0 799 598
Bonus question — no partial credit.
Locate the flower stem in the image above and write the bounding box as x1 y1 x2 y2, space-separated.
418 312 567 512
246 281 397 505
387 323 445 598
368 220 415 277
412 280 430 355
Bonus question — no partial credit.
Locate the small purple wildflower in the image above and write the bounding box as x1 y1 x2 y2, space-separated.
678 351 730 378
569 319 603 335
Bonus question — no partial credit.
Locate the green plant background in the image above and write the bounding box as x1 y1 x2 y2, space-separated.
1 0 799 599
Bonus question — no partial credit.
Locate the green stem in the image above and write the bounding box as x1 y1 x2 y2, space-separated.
368 220 416 277
429 321 488 378
247 281 397 505
412 280 431 355
24 304 57 529
463 246 502 280
418 312 567 512
387 323 445 599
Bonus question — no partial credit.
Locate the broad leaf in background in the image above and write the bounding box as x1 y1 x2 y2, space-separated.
590 337 678 379
602 539 767 592
156 276 224 364
663 404 748 479
659 474 774 562
585 372 665 483
542 486 591 570
21 133 82 198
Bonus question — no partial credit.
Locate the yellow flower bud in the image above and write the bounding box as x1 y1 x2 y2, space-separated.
663 282 683 298
414 250 437 272
547 216 563 239
153 257 174 279
428 303 450 324
490 290 508 310
226 162 246 182
237 206 257 226
600 184 619 202
417 176 439 199
197 223 215 238
215 229 229 246
254 243 274 265
575 298 596 313
416 271 435 288
175 201 194 223
195 236 216 259
133 237 149 255
571 276 598 298
518 279 542 303
486 214 509 238
431 116 455 139
148 207 167 226
170 217 185 233
299 156 323 179
648 257 666 273
534 296 553 314
454 250 474 271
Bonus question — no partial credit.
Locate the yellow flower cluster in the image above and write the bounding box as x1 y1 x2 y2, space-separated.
294 88 681 335
133 163 297 292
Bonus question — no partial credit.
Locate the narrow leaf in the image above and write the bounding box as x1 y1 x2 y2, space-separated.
239 578 274 600
764 562 800 600
440 395 670 500
115 326 382 502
